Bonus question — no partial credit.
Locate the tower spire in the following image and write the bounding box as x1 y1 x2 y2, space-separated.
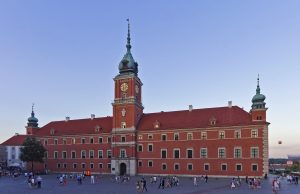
126 18 131 52
256 74 260 94
31 103 35 117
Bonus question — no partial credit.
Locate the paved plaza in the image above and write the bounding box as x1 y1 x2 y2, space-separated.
0 174 299 194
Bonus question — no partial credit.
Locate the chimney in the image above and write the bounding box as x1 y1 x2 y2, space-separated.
189 105 193 112
91 114 95 120
228 101 232 108
65 116 70 122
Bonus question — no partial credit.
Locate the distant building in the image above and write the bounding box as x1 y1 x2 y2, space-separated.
1 134 28 169
287 155 300 164
1 22 270 177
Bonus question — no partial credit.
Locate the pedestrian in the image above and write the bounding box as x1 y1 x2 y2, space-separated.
141 177 147 192
37 176 42 188
91 175 95 184
205 175 208 183
193 177 198 186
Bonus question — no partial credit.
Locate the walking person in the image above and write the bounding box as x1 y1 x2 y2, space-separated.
193 177 198 186
91 175 95 184
37 176 42 188
205 175 208 183
141 177 147 192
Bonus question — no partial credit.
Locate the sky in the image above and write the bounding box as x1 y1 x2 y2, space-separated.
0 0 299 158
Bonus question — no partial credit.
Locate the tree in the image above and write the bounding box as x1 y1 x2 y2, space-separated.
20 137 46 172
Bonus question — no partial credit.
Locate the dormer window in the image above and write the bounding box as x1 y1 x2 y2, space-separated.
209 117 217 126
50 129 55 135
153 120 160 129
95 125 100 132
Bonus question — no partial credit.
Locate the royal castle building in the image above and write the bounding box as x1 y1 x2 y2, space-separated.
2 22 269 177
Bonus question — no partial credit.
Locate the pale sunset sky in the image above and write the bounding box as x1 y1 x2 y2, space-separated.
0 1 300 158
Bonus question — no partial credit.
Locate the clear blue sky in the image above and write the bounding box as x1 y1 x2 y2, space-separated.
0 0 299 158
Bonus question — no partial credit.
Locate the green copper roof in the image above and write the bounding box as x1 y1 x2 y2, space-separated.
251 75 266 109
27 104 38 127
119 19 138 75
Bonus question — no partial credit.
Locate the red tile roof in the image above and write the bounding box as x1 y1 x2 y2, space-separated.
1 135 28 146
34 116 113 136
137 106 255 131
2 106 260 141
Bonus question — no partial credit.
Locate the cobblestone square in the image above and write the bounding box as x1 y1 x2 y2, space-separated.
0 174 299 194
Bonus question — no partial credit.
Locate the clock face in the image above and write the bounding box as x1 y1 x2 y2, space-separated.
135 85 139 93
120 83 128 92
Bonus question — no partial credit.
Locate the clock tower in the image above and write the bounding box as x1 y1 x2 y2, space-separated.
111 20 143 176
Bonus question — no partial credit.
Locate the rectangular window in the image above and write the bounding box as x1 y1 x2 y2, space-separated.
73 163 77 169
219 131 225 139
235 130 241 139
161 149 167 158
187 149 193 158
98 163 103 169
162 163 167 170
148 144 153 152
81 138 86 144
57 163 61 168
187 133 193 140
90 138 94 144
204 163 210 171
120 149 126 158
121 122 126 128
138 145 143 152
174 149 180 158
251 129 258 138
187 163 193 170
234 147 242 158
251 147 259 158
201 132 207 140
44 151 48 159
218 148 226 158
54 139 58 145
81 150 86 159
71 151 76 159
148 134 153 139
108 163 111 169
107 137 111 143
82 163 86 169
63 163 67 169
174 133 179 140
44 139 48 145
200 148 207 158
54 151 58 159
62 151 67 159
236 164 242 171
161 134 167 141
138 160 142 167
121 136 126 142
174 163 180 170
89 150 94 159
148 160 153 167
221 164 227 171
63 139 67 145
107 150 112 158
90 163 94 169
252 164 258 171
98 150 103 158
98 137 103 143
